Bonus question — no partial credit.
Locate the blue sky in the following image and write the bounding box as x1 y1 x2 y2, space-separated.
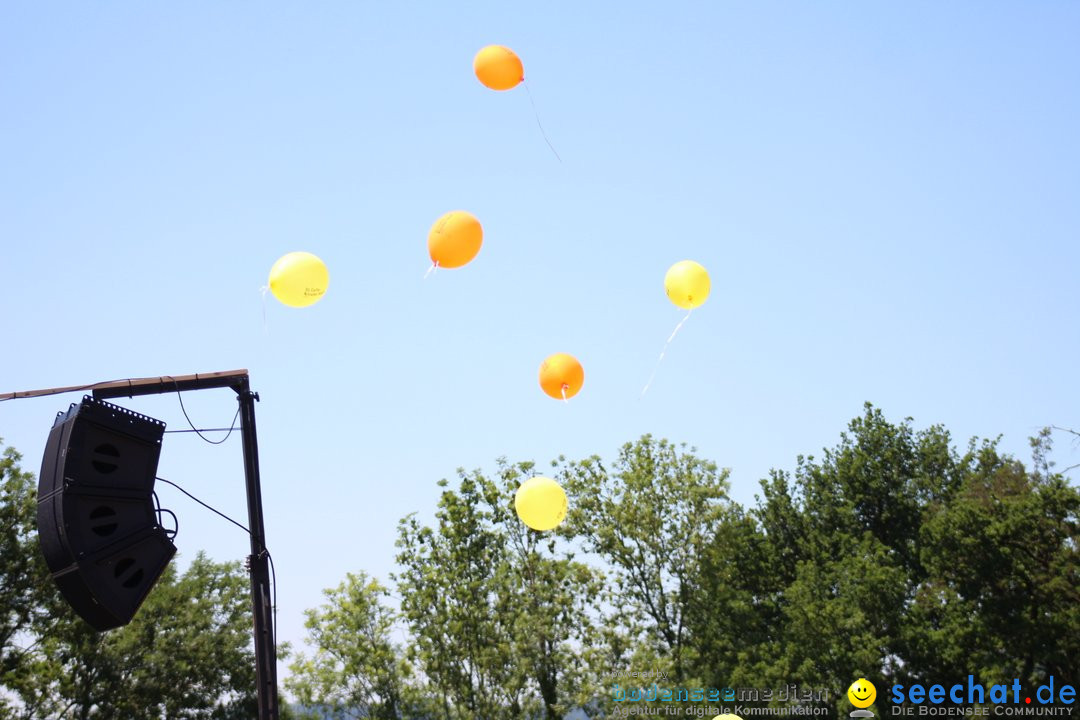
2 1 1078 687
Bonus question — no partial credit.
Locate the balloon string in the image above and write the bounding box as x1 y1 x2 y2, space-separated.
561 384 569 404
640 309 693 398
523 81 562 163
424 261 438 280
259 286 270 336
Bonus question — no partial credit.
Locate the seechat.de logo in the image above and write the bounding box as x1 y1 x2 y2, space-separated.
891 676 1076 716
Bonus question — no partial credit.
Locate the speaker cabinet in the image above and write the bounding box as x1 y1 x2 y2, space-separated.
37 397 176 631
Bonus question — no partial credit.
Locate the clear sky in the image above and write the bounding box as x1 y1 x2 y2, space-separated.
2 0 1078 689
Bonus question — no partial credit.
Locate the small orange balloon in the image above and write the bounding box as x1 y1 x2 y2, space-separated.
428 211 483 269
474 45 524 91
539 353 584 401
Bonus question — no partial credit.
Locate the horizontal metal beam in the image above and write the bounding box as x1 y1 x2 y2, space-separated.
0 370 249 402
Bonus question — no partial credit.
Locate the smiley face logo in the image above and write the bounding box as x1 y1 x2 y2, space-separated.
848 678 876 709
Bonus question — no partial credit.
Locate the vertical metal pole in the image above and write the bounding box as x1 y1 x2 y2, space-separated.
235 379 278 719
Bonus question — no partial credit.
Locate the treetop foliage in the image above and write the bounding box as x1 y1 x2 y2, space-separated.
3 405 1078 718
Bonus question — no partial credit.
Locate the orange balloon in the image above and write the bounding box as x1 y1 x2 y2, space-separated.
539 353 584 400
428 211 483 269
474 45 524 91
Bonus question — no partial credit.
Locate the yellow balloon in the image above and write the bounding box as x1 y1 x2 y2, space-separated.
268 252 329 308
664 260 710 310
474 45 524 91
514 476 567 531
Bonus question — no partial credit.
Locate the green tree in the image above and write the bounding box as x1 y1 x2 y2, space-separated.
904 431 1080 688
688 405 972 711
690 405 1080 713
560 435 733 686
24 553 257 719
394 460 601 720
683 505 783 692
751 404 954 707
286 571 428 720
0 442 57 719
395 469 515 719
290 416 1080 718
492 463 605 720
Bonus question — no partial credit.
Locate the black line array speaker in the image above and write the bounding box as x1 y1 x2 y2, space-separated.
37 396 176 631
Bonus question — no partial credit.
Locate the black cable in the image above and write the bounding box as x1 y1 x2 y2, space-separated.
159 508 179 540
155 475 278 662
170 377 241 445
151 490 179 539
156 477 250 535
164 428 237 434
266 550 278 648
